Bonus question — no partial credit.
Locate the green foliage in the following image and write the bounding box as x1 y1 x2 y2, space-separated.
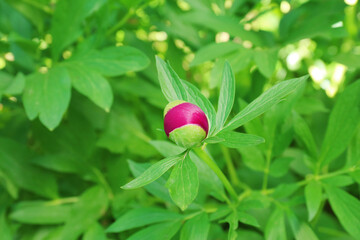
122 155 183 189
167 154 199 210
107 207 182 233
1 0 360 239
216 61 235 131
325 185 360 239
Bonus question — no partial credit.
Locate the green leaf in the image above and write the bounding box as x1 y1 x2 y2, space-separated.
273 183 300 199
107 207 182 233
322 175 354 187
83 223 106 240
30 154 82 174
128 160 172 202
216 61 235 131
0 138 58 198
293 112 318 159
190 42 242 67
305 180 322 221
57 186 108 240
287 211 319 240
319 80 360 167
237 212 260 228
325 185 360 239
122 154 183 189
70 46 150 77
23 66 71 130
237 146 265 172
253 48 278 78
150 140 186 157
113 78 167 108
127 220 182 240
221 212 238 240
269 157 293 178
50 0 106 59
347 128 360 167
265 208 287 240
189 152 226 201
0 210 12 240
156 56 188 102
223 75 308 132
3 72 25 95
180 213 210 240
204 135 225 144
0 168 18 199
9 201 71 224
97 106 156 157
166 154 199 210
151 141 225 201
212 131 265 148
66 63 113 111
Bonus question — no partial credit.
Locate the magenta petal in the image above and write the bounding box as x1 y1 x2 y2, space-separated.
164 102 209 137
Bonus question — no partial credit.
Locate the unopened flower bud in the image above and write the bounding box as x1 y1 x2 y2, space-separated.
164 100 209 148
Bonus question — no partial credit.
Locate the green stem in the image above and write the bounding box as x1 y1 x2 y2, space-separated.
92 167 114 200
263 166 359 195
106 1 150 36
221 146 251 191
262 144 272 191
193 147 238 202
107 8 135 36
221 145 240 187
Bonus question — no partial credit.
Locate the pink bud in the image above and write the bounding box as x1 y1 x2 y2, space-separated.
164 101 209 148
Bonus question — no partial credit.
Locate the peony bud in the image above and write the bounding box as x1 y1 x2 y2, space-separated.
164 100 209 148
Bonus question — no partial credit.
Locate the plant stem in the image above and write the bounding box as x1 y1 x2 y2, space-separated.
106 1 150 36
263 166 360 195
193 147 238 202
262 144 272 191
221 146 251 191
221 145 240 187
107 8 135 36
92 167 115 200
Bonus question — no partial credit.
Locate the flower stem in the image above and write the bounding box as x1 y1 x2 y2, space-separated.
193 147 238 202
262 144 272 191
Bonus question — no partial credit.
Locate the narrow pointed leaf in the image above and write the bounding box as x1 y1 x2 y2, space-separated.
325 185 360 239
212 131 265 148
216 61 235 131
293 111 318 159
265 208 287 240
122 155 183 189
166 154 199 210
156 56 188 102
107 207 182 233
127 221 182 240
180 213 210 240
287 211 319 240
319 80 360 167
305 180 322 221
222 75 308 132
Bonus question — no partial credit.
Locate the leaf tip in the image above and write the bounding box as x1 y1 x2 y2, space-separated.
120 183 131 190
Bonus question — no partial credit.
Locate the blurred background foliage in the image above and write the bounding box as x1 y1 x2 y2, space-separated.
0 0 359 239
